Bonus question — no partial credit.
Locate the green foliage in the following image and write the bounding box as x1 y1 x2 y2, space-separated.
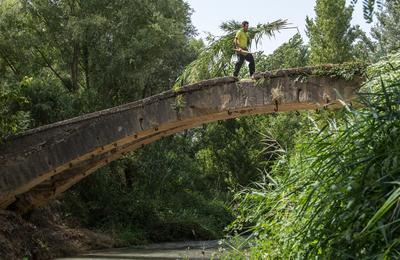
62 134 235 243
371 0 400 57
306 0 356 64
306 0 373 64
0 79 31 139
196 114 308 190
0 0 198 118
172 94 186 113
194 118 267 190
313 62 368 80
256 33 309 71
22 77 77 126
351 25 378 62
228 52 400 258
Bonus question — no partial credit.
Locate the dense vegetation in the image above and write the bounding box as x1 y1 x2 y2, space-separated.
223 0 400 258
226 53 400 259
1 0 400 257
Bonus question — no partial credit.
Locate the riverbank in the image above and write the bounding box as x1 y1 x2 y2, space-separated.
0 202 121 259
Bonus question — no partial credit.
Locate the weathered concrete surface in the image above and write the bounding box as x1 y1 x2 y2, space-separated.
0 66 364 213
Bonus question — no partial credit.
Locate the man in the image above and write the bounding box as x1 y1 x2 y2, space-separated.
233 21 255 78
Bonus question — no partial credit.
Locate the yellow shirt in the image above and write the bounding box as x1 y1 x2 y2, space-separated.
235 29 249 49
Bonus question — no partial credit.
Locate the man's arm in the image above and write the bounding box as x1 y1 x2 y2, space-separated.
234 37 241 50
234 31 242 50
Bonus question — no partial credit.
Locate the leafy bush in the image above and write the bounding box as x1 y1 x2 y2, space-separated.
61 134 235 244
228 52 400 258
0 78 31 139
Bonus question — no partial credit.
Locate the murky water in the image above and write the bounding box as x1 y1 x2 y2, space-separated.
56 240 225 260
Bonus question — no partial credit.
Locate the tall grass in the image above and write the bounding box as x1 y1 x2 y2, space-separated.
227 52 400 258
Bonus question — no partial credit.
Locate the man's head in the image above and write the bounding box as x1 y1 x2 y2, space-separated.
242 21 249 32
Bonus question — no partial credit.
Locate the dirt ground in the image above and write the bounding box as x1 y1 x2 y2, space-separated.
0 201 122 260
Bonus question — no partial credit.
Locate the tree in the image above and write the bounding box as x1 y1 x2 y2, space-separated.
0 0 200 129
0 0 34 137
256 33 309 71
0 79 31 139
371 0 400 56
306 0 356 64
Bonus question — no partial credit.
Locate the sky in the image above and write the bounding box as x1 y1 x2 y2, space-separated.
185 0 373 54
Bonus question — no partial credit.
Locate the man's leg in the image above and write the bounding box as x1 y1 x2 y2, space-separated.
245 54 255 76
233 54 245 77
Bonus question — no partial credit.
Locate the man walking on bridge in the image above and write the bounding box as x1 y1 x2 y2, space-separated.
233 21 255 78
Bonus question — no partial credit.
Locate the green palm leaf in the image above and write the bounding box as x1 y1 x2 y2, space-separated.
350 0 384 23
172 19 289 90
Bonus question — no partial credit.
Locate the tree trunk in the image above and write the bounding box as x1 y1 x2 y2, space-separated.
0 50 20 78
35 47 72 90
83 44 90 88
71 41 80 91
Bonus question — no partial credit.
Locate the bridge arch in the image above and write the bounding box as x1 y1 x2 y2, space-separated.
0 66 363 213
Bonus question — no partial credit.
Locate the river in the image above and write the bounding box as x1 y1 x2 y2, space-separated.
56 239 226 260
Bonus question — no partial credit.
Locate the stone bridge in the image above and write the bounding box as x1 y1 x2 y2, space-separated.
0 65 364 214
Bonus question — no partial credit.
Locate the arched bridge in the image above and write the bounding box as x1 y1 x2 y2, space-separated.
0 65 364 214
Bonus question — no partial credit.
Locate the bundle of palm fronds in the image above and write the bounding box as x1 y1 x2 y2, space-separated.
173 19 288 90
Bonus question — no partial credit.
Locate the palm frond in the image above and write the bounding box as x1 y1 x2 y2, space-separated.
350 0 384 23
173 19 289 90
220 20 241 33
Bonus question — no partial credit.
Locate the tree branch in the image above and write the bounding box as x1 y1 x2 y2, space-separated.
35 47 71 90
0 49 20 78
